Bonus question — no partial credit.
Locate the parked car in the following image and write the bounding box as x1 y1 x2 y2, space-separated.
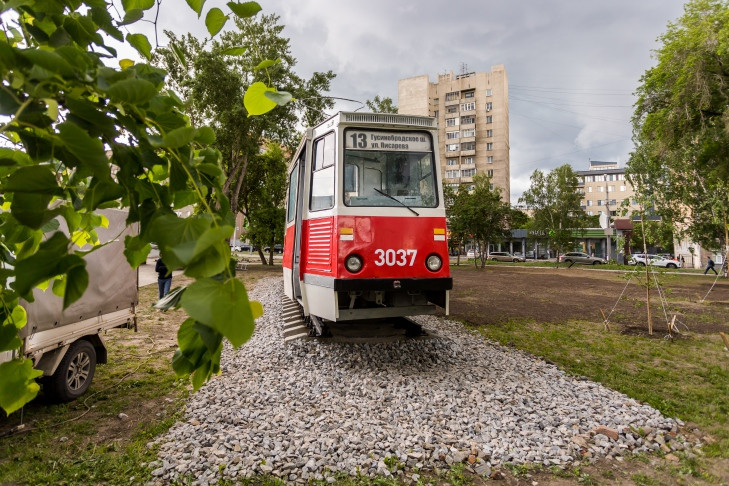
559 252 607 265
650 256 681 269
488 251 525 262
466 249 476 258
231 245 242 252
263 244 284 254
628 253 657 266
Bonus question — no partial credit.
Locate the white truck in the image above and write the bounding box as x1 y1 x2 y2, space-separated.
0 209 138 402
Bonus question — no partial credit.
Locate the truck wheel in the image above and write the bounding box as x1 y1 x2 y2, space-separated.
47 340 97 402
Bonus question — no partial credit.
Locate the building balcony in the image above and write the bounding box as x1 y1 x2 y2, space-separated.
460 149 476 156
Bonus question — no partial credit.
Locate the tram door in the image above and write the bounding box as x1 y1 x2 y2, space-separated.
290 149 306 299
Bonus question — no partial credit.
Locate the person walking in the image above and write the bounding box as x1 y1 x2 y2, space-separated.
704 257 718 275
155 258 172 298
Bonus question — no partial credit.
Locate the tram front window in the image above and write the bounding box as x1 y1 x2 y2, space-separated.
344 150 437 208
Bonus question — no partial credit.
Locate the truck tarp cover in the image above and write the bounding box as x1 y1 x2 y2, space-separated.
21 209 138 336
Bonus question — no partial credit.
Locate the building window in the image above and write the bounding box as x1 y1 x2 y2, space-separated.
598 211 603 215
461 128 475 138
587 211 593 216
485 102 493 111
446 144 459 152
598 186 604 192
597 200 603 206
461 102 475 111
608 185 615 192
489 183 494 190
487 169 493 177
587 200 592 206
620 185 626 192
461 115 476 125
461 141 475 151
618 174 625 180
588 186 593 193
486 89 492 96
446 117 458 127
446 158 458 166
485 115 493 123
463 157 474 165
446 106 458 113
487 156 493 164
447 183 459 189
486 129 493 137
595 175 605 182
461 168 476 177
463 90 475 98
446 170 459 178
486 142 493 150
446 131 459 139
445 92 459 101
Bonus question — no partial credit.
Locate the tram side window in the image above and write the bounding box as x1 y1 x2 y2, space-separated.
310 132 335 211
286 161 299 223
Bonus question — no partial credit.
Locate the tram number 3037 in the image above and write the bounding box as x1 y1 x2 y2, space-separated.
374 249 417 267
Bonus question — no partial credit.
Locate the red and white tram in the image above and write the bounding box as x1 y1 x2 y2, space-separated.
283 112 452 331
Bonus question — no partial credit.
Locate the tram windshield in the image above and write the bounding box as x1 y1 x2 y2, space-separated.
343 129 438 208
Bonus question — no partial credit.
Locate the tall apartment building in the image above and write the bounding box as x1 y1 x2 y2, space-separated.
576 160 640 218
398 66 510 202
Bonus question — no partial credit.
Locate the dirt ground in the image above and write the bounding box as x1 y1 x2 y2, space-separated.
2 264 728 485
446 264 729 336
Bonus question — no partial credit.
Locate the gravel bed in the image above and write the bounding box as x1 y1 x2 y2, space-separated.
148 277 689 484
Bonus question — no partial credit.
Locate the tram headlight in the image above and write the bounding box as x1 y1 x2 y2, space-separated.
345 254 363 273
426 254 442 272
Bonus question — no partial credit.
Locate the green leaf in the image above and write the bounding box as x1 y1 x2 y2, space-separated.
185 0 205 17
121 0 155 11
123 235 151 268
3 305 27 330
0 359 43 415
250 300 263 319
3 165 62 194
180 278 255 347
0 323 22 352
119 9 144 26
125 33 152 61
264 90 293 106
171 42 187 69
193 321 223 353
253 58 280 71
205 8 227 37
58 122 110 179
63 262 88 309
244 81 277 116
221 46 247 56
226 1 261 19
17 48 75 77
106 78 157 104
194 126 216 145
10 193 53 229
162 126 196 149
0 148 33 168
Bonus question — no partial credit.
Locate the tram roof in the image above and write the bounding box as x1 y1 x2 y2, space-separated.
320 111 437 130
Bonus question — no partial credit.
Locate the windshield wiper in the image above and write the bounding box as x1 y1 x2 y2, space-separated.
373 188 419 216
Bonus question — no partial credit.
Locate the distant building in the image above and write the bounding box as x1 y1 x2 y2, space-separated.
398 66 510 202
575 160 640 218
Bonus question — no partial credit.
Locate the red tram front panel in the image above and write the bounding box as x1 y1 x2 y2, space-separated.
300 216 450 280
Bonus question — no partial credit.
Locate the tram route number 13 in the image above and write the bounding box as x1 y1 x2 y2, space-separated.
374 249 417 266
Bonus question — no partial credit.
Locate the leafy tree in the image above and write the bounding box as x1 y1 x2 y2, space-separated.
446 174 511 268
519 164 588 256
0 0 289 414
365 95 397 113
630 0 729 275
155 14 335 219
629 219 675 253
509 208 531 229
239 142 287 264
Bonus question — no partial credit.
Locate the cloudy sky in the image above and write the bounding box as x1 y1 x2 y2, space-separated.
138 0 688 204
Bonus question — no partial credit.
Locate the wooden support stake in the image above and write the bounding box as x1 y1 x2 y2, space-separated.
599 309 610 331
720 332 729 351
